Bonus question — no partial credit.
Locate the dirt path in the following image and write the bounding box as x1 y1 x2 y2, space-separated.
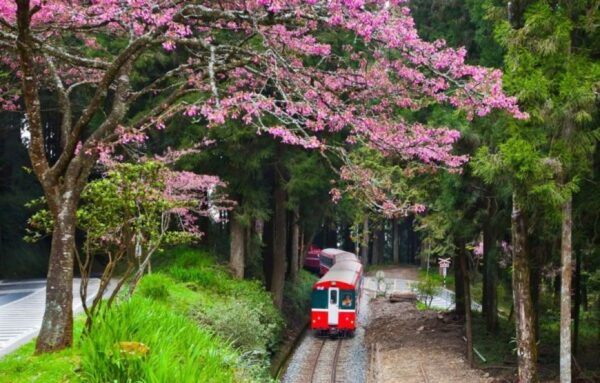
364 267 491 383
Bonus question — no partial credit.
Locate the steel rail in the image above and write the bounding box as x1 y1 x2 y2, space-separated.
330 339 343 383
309 339 326 383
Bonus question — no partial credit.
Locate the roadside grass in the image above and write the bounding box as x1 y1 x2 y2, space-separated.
153 248 284 353
471 313 516 367
79 296 239 383
0 320 83 383
0 246 284 382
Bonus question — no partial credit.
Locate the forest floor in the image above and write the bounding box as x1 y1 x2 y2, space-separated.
364 266 495 383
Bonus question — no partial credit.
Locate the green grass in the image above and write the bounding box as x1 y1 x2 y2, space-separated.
0 332 80 383
0 247 284 383
418 268 455 290
471 313 516 367
80 297 238 383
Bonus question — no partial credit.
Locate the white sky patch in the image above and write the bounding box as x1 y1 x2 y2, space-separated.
20 119 30 148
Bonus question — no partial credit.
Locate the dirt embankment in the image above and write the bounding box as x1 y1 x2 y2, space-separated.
365 298 493 383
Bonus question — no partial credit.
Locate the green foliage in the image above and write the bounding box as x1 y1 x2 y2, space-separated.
136 274 172 301
283 270 319 318
195 299 278 361
79 297 238 383
414 274 443 308
0 338 79 383
27 162 199 254
153 247 284 367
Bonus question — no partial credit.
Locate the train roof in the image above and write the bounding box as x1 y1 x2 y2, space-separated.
314 251 362 289
320 248 354 258
335 252 359 263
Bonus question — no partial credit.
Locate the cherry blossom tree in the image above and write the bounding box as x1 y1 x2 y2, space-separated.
0 0 524 353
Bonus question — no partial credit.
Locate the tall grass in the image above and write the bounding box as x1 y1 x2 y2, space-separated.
80 297 239 383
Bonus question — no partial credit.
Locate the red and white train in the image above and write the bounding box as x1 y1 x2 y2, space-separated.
310 248 363 336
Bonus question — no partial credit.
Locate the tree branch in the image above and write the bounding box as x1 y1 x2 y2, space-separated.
15 0 50 185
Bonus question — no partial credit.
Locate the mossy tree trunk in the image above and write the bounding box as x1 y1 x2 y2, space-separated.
229 213 245 279
511 191 539 382
560 195 573 383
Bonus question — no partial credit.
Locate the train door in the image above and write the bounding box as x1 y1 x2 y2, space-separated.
328 287 339 325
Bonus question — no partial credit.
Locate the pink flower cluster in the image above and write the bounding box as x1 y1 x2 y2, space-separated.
0 0 528 217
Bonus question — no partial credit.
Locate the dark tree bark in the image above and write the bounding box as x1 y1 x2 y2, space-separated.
482 206 499 333
361 217 369 266
270 175 287 309
290 208 300 282
560 195 573 383
371 227 383 265
530 250 541 342
392 218 399 264
459 239 474 367
573 249 581 356
454 245 465 319
229 213 245 279
511 192 539 382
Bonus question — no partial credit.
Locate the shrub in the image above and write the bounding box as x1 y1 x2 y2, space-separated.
196 299 278 356
193 284 284 356
414 275 442 308
80 297 239 383
284 270 318 317
137 273 172 301
168 265 222 288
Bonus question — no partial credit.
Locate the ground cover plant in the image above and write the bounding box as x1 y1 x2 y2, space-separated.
0 247 284 382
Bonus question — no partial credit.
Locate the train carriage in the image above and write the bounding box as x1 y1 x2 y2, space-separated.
303 245 322 272
311 250 363 336
318 248 356 276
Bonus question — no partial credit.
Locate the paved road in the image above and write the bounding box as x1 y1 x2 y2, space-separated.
0 278 100 358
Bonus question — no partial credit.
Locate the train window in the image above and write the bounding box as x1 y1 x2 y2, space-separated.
342 294 352 307
330 289 337 304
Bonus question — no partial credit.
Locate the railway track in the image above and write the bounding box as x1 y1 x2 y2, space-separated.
418 361 430 383
307 338 344 383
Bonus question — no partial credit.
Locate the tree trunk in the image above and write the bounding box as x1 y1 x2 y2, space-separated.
35 196 77 353
482 215 499 333
459 240 474 367
530 256 541 342
454 247 465 318
392 218 400 264
560 196 572 383
290 208 300 282
361 217 369 266
371 228 382 265
270 177 287 309
229 213 245 279
573 249 581 356
511 192 539 382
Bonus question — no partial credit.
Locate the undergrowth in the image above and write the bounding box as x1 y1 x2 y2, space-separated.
0 247 284 382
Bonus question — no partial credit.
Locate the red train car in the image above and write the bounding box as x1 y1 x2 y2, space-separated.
303 245 321 272
311 250 363 336
318 248 356 276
